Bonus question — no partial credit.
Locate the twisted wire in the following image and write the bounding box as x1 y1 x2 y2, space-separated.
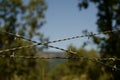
1 30 118 45
0 53 119 71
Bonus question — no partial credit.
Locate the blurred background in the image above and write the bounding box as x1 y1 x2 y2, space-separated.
0 0 120 80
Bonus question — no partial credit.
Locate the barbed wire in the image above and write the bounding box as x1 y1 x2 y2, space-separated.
0 30 120 71
1 53 120 61
0 30 119 54
0 30 120 60
0 53 119 71
0 44 76 55
1 30 118 45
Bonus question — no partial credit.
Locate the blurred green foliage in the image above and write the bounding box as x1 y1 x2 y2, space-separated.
1 0 120 80
0 0 48 79
46 45 111 80
78 0 120 79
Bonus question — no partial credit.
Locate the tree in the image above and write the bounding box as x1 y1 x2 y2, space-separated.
78 0 120 79
47 45 110 80
0 0 47 79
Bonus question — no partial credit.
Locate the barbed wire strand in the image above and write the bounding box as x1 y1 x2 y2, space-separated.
0 52 119 71
1 30 119 45
0 46 120 71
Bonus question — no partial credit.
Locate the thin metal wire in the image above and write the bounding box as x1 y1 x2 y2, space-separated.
1 30 119 45
0 53 119 71
0 44 75 54
1 53 120 62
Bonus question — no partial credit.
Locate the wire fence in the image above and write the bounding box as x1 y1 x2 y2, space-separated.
0 30 120 71
0 30 118 53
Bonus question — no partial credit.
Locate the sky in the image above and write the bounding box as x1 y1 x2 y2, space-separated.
40 0 98 51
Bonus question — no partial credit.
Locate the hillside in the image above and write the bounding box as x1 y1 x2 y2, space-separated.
37 51 66 68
